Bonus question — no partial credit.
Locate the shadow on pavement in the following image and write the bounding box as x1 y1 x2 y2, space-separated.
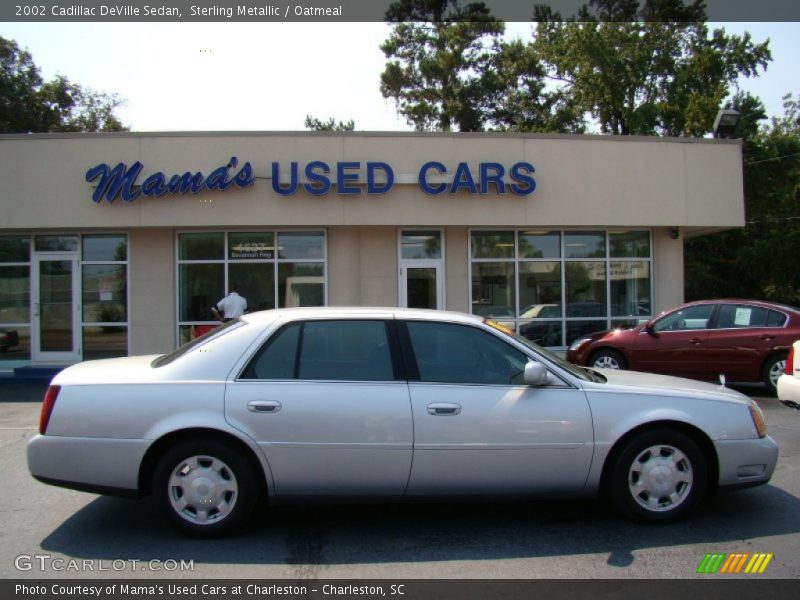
39 484 800 568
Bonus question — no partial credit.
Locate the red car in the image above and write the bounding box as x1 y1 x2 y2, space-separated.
566 299 799 394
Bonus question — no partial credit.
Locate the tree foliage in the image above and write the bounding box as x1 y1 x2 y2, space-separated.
532 1 772 136
303 115 355 131
685 94 800 306
0 36 127 133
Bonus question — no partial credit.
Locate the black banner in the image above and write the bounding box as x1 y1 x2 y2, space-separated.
3 0 800 23
5 580 800 600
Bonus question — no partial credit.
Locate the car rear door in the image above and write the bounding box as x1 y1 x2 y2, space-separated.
400 319 594 495
225 317 413 496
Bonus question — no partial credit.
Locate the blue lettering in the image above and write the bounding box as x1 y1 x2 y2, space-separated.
336 161 361 195
367 162 393 194
235 161 255 187
272 162 298 195
418 161 447 195
449 162 478 194
509 162 536 196
479 163 506 194
304 161 331 195
167 172 204 194
141 172 167 196
86 162 142 203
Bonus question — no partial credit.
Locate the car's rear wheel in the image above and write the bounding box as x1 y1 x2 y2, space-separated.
763 354 787 396
589 349 627 370
153 440 258 537
608 429 706 522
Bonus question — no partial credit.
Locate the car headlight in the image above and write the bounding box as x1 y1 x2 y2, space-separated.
748 400 767 438
569 337 592 352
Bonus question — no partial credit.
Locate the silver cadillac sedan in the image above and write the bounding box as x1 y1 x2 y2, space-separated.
28 308 778 537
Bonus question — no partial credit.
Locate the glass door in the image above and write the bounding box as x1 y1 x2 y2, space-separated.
400 262 443 310
33 254 80 362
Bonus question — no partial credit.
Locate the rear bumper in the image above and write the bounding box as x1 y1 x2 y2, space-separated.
27 434 148 495
714 435 778 490
778 374 800 408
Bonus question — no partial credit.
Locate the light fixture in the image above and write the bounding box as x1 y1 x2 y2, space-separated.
713 109 741 139
669 228 680 240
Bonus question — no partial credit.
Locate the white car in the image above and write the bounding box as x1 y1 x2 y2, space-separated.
28 308 778 537
778 340 800 409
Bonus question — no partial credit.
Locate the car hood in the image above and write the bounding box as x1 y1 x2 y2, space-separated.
52 355 165 385
585 368 751 405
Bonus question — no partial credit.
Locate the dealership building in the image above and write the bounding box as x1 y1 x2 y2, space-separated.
0 131 744 369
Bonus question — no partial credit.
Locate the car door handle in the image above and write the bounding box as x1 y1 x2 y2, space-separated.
427 403 461 416
759 334 774 341
689 338 703 345
247 400 282 413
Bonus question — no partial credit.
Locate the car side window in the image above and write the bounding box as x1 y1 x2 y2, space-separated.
767 310 788 327
715 304 770 329
405 321 528 385
653 305 714 333
241 323 301 379
298 320 394 381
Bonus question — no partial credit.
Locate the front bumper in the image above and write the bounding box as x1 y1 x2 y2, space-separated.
714 435 778 490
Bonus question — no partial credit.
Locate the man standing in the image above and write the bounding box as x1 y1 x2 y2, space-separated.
213 283 247 322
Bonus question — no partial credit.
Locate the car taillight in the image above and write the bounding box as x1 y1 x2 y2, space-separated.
787 346 795 376
39 385 60 435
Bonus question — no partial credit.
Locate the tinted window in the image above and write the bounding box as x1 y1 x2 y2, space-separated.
767 310 788 327
242 323 301 379
715 305 770 329
653 305 714 332
298 321 393 381
405 321 527 385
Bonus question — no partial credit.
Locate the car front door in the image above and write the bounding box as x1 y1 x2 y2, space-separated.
225 318 413 496
632 304 716 379
400 320 594 495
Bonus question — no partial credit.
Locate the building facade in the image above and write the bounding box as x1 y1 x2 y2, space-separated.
0 132 744 368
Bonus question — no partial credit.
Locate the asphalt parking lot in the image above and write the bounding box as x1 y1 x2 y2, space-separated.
1 381 799 580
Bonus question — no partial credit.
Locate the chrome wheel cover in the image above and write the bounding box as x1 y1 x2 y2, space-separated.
167 455 238 525
628 444 693 513
769 359 786 388
593 354 621 369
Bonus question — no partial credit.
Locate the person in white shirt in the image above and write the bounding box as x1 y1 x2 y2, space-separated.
212 284 248 322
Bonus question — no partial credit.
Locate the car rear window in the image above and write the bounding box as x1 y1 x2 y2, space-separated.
151 319 244 368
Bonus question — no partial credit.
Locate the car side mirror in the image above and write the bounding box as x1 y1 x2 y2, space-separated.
524 361 549 386
644 322 658 337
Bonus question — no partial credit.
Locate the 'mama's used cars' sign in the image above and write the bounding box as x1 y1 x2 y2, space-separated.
86 158 537 203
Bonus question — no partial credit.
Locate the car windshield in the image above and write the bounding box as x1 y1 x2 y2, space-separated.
483 319 595 382
151 319 245 368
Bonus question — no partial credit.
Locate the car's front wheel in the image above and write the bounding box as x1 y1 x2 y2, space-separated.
589 349 627 370
608 429 706 522
153 440 258 537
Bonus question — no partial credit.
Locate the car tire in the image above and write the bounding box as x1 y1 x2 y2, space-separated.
153 439 258 537
762 354 787 396
589 349 627 370
608 429 706 522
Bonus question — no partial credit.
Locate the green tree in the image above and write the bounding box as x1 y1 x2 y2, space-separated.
532 0 771 136
380 0 505 131
685 93 800 305
303 115 355 131
0 36 127 133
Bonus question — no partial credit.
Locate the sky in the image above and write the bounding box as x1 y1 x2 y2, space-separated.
1 21 798 132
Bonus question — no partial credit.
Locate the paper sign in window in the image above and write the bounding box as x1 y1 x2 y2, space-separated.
734 307 752 326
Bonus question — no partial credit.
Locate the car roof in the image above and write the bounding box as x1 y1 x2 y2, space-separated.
681 298 800 313
240 306 485 325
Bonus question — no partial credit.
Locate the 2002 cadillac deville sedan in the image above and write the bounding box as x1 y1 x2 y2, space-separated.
28 308 778 536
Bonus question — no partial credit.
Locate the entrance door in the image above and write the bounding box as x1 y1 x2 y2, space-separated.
33 254 80 363
400 262 443 310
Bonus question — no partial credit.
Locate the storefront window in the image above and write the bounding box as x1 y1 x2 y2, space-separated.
0 236 30 262
470 229 653 347
0 266 30 324
80 233 129 359
179 232 224 261
0 237 31 361
401 231 442 259
178 231 326 340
